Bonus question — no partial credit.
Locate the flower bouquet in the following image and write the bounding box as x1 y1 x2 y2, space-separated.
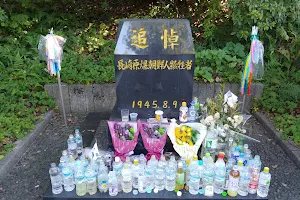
167 121 207 161
199 86 252 158
138 121 169 160
107 121 139 162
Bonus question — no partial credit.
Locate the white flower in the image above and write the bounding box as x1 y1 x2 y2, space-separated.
200 104 204 107
233 115 239 121
224 91 238 108
235 115 244 125
224 124 229 130
224 106 228 113
214 112 220 120
227 117 232 122
242 129 246 133
206 115 214 122
233 123 238 128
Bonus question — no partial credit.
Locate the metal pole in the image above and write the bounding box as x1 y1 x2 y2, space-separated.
241 94 246 113
57 72 68 127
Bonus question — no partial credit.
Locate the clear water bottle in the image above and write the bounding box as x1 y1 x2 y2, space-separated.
202 158 214 192
90 159 98 174
231 147 240 164
248 167 260 194
237 161 250 196
62 164 75 192
155 160 165 191
238 153 245 166
160 155 168 169
74 129 83 156
253 155 262 171
187 155 198 188
85 166 97 195
257 167 271 198
214 153 226 194
113 156 123 192
49 163 63 194
125 156 132 169
148 155 158 168
122 163 132 193
97 161 108 193
203 152 214 167
180 156 188 184
165 163 176 191
169 155 177 171
138 171 147 193
67 134 77 158
244 147 252 166
198 160 204 189
225 158 235 190
145 164 155 190
58 150 68 178
188 102 197 122
139 154 147 174
108 171 118 196
132 159 140 189
189 156 200 195
226 137 234 158
74 160 87 196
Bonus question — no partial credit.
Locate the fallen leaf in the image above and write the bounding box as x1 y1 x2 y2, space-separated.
272 165 278 169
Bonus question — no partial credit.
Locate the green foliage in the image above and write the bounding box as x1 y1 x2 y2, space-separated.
194 42 245 83
273 114 300 146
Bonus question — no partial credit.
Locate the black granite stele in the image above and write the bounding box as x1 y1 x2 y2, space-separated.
43 185 268 200
113 19 195 119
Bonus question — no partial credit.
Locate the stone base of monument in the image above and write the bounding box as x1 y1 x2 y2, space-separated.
43 185 268 200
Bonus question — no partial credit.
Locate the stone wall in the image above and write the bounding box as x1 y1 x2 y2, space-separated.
44 83 263 113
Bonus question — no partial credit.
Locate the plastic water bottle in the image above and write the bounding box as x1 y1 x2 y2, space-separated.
257 167 271 198
138 171 147 193
113 156 123 192
231 147 240 164
238 153 245 166
67 134 77 158
90 159 98 174
58 150 68 178
203 157 214 192
139 154 147 174
125 156 132 169
49 163 63 194
145 164 155 190
226 137 234 157
213 153 226 194
244 147 252 166
175 162 185 190
108 171 118 196
62 164 75 192
189 156 200 195
237 161 250 196
225 158 235 190
122 163 132 193
180 156 188 184
188 102 197 122
74 160 87 196
85 166 97 195
187 155 198 188
97 162 108 193
160 155 168 169
198 160 204 189
253 155 262 171
169 155 177 171
132 159 140 189
148 155 158 168
227 165 240 197
203 152 214 167
74 129 83 156
155 160 165 191
248 167 260 194
165 163 176 191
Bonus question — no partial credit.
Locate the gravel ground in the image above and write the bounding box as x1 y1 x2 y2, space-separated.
0 113 86 200
0 114 299 200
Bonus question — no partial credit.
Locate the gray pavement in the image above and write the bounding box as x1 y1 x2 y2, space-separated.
0 113 299 200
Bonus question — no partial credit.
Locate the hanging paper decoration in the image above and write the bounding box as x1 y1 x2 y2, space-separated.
241 26 264 96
